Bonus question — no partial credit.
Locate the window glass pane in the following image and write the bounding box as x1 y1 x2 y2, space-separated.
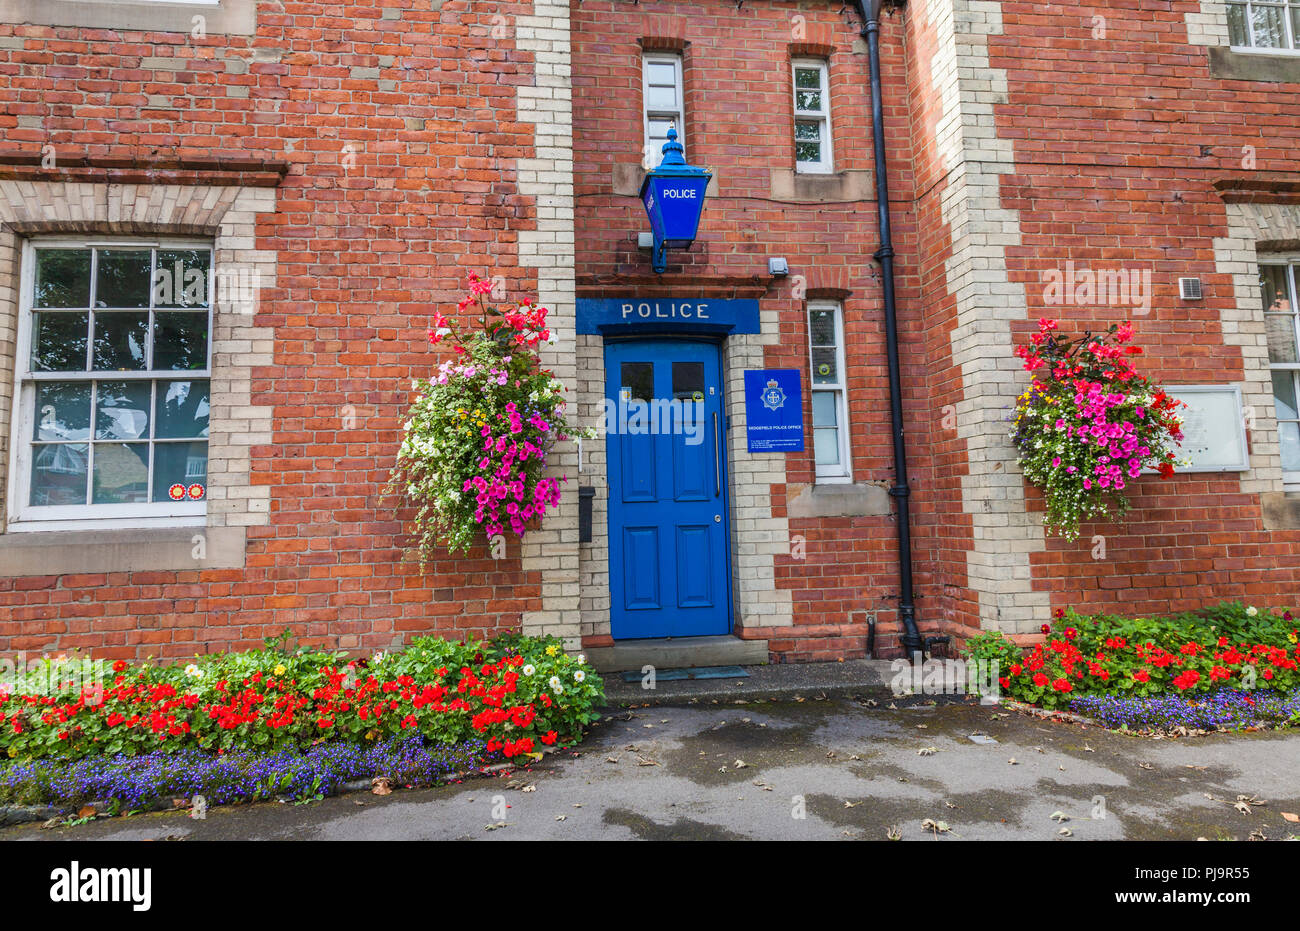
812 347 838 385
646 62 676 86
648 119 676 143
620 362 653 402
34 249 91 308
810 308 837 346
31 311 89 372
1293 7 1300 49
1260 265 1292 312
1228 3 1250 45
1273 371 1299 421
795 67 821 89
1266 314 1298 363
91 442 149 504
94 249 152 308
812 391 838 427
671 362 704 401
95 381 152 440
646 84 677 110
155 379 210 438
796 121 822 163
92 312 149 370
153 441 208 502
29 443 87 506
34 382 91 441
153 312 209 370
1281 421 1300 472
814 427 840 466
153 249 211 309
1252 4 1285 47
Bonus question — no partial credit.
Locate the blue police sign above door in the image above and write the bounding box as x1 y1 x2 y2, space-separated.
744 369 805 452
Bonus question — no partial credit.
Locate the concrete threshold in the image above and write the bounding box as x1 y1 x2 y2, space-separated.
585 635 769 673
599 657 899 707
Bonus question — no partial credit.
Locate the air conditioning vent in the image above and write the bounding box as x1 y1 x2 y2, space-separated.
1179 277 1203 300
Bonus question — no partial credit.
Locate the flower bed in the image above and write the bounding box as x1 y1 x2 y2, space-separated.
965 602 1300 719
0 736 497 810
1068 688 1300 733
0 633 603 763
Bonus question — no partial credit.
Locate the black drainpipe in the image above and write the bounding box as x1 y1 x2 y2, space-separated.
855 0 924 658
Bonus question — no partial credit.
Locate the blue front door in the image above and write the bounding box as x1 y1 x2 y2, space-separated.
605 339 732 639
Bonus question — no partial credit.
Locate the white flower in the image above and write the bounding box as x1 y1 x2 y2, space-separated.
577 654 586 664
523 664 536 677
548 675 561 689
1246 606 1258 617
573 670 586 683
552 684 564 695
184 664 203 679
372 651 385 664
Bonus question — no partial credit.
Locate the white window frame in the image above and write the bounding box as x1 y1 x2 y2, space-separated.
642 52 685 163
792 59 833 174
1260 257 1300 490
1226 1 1300 53
808 301 851 482
7 237 213 532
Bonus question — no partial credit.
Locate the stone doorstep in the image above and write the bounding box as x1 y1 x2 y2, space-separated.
583 635 769 674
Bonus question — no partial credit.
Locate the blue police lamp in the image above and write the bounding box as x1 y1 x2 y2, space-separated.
640 125 712 274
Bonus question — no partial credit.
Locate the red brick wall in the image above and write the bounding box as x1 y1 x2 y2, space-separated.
0 2 551 659
989 2 1300 616
571 0 953 660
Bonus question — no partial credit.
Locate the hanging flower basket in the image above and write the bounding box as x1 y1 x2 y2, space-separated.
386 274 589 560
1010 318 1187 540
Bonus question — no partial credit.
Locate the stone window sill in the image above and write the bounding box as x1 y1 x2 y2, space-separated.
1208 47 1300 83
0 0 256 36
0 526 246 577
768 168 872 204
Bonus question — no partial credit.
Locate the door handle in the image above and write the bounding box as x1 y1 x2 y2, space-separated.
713 411 720 497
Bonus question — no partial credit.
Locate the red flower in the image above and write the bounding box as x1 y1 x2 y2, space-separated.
1040 624 1051 635
1064 627 1077 640
1033 673 1049 687
1172 670 1200 691
112 660 127 673
541 730 558 745
1051 678 1072 693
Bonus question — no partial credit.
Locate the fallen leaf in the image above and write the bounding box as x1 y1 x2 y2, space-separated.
1050 811 1070 823
555 815 567 822
484 822 509 831
371 777 392 797
886 825 902 840
734 759 749 769
1282 812 1299 823
78 805 97 819
844 800 860 808
1058 827 1073 837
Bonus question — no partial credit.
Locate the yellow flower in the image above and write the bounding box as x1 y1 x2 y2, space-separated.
274 663 287 676
545 645 558 657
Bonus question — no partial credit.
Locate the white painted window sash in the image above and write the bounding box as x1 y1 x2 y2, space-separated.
792 59 833 174
808 301 851 482
7 237 213 530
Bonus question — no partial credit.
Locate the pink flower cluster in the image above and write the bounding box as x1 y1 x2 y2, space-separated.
463 402 563 537
1061 383 1155 492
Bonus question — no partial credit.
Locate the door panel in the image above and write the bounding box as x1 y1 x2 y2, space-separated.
605 339 731 639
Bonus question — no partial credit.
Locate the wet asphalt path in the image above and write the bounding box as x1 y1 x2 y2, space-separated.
5 698 1299 841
